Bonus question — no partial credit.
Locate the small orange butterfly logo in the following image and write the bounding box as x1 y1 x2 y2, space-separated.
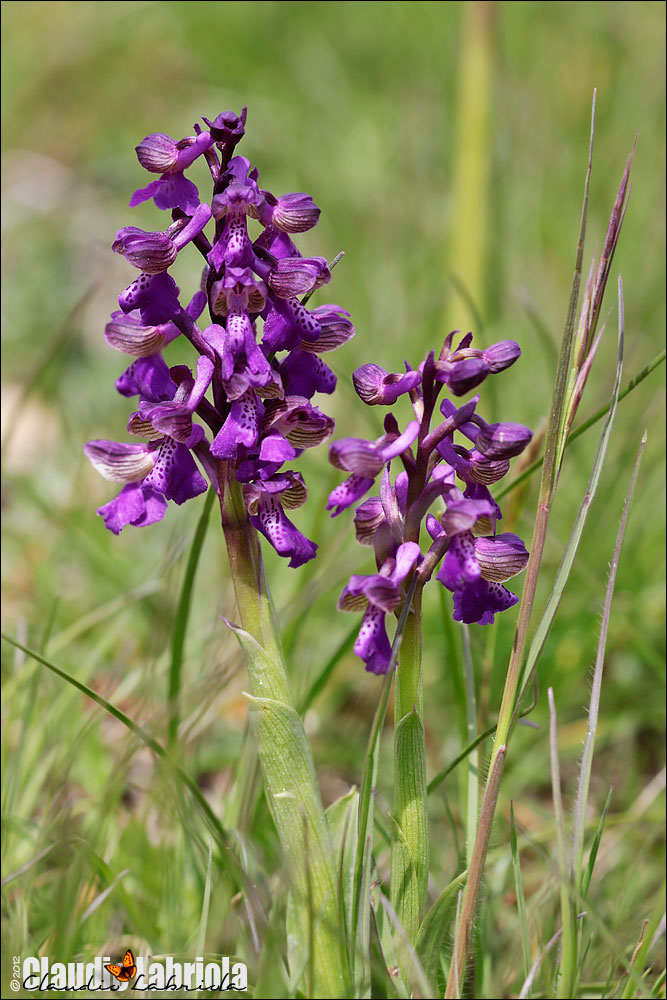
105 949 137 983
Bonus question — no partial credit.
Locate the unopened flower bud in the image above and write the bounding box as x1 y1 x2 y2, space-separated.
352 364 422 405
475 421 533 459
482 340 521 373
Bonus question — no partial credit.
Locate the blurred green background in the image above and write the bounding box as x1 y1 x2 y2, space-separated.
2 2 665 996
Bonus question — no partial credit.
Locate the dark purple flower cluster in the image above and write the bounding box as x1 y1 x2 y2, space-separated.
85 109 353 567
329 331 532 673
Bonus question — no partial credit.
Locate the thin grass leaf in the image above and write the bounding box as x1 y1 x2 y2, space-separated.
462 625 478 869
168 486 215 748
582 786 614 898
519 927 563 1000
45 579 163 657
573 434 646 891
620 883 666 1000
194 838 213 959
1 841 66 887
351 573 419 992
651 968 666 998
415 870 468 989
0 633 260 909
510 803 531 983
548 687 577 999
298 620 358 714
1 280 99 461
445 745 507 998
377 891 434 1000
79 867 130 923
515 278 625 710
495 329 662 502
325 786 359 957
427 724 496 795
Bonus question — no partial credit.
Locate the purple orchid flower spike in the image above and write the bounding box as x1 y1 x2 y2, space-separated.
329 329 532 671
86 107 354 568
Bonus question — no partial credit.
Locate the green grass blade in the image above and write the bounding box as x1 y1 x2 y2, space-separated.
427 725 496 795
0 633 256 903
620 882 666 999
495 349 664 501
298 621 358 714
168 486 215 748
194 838 213 957
573 433 646 891
462 625 478 869
351 574 419 991
416 870 468 990
515 278 625 709
582 786 613 898
548 688 577 999
510 803 531 983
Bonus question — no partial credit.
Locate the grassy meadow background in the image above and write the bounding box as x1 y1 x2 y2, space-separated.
2 1 665 996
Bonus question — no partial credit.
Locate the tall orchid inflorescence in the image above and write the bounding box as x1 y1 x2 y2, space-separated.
85 109 353 568
329 333 533 674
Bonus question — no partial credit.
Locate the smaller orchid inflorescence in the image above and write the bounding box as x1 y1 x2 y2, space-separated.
85 109 354 568
329 333 533 674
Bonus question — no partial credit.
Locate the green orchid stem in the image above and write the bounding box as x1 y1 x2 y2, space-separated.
218 465 346 998
391 589 429 974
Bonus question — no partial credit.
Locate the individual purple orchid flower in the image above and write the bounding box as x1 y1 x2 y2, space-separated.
130 129 215 214
113 203 212 274
352 364 422 405
327 419 420 516
245 470 317 568
84 431 208 534
337 542 421 674
434 330 522 396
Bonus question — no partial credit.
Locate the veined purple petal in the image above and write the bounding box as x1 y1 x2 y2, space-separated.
136 133 179 173
267 257 331 299
329 438 385 477
84 439 156 483
482 340 521 373
113 226 177 273
474 533 528 582
104 313 166 357
268 192 321 233
301 306 355 353
354 497 385 545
